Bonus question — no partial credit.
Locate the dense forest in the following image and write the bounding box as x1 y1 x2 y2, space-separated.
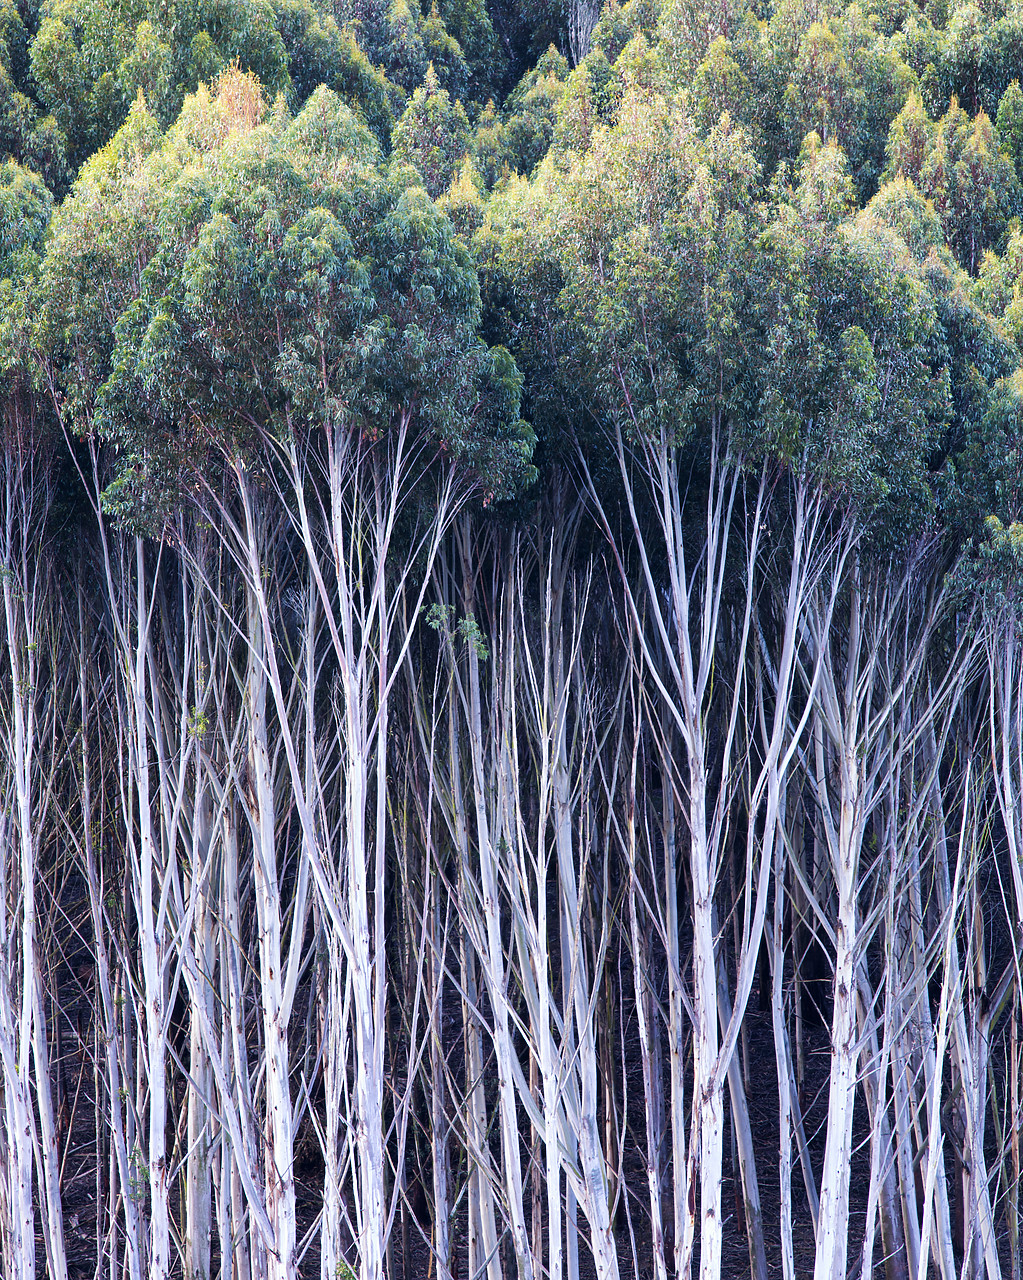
2 0 1023 1274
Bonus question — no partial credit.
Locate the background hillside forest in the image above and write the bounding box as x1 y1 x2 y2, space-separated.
5 0 1023 1275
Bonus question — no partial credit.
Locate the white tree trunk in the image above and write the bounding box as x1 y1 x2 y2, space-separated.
812 735 860 1280
243 581 298 1280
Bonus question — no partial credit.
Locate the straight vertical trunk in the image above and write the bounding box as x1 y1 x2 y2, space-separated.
813 747 860 1280
243 580 297 1280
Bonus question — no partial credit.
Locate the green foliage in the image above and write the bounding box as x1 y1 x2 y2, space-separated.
390 64 470 197
862 173 945 260
472 98 509 186
437 158 486 239
425 601 490 657
0 0 69 190
489 71 967 542
997 80 1023 180
750 190 946 532
30 71 534 527
29 0 292 163
971 228 1023 335
0 160 53 279
794 133 856 221
276 6 396 144
886 93 1022 272
981 372 1023 520
928 3 1023 119
553 62 597 153
459 47 573 186
434 0 503 99
780 8 915 200
21 0 406 174
500 45 568 174
689 37 752 138
0 0 1021 576
348 0 499 103
960 374 1023 607
285 82 381 167
886 88 932 176
591 0 660 65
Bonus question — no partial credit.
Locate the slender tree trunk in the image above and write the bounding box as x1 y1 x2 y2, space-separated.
244 594 298 1280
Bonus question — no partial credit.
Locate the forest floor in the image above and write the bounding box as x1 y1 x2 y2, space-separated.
48 949 993 1280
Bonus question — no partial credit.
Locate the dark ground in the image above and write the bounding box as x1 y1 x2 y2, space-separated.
48 949 1000 1280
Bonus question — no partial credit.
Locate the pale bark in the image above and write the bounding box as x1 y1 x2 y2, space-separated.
0 439 68 1280
239 498 298 1280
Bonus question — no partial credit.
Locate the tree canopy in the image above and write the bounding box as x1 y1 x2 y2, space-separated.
6 2 1023 1280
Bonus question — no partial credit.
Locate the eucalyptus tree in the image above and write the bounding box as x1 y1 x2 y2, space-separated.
500 91 770 1280
501 92 773 1280
422 501 623 1280
28 66 532 1280
8 4 1023 1277
490 64 983 1277
747 140 971 1280
422 521 543 1280
0 409 69 1280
